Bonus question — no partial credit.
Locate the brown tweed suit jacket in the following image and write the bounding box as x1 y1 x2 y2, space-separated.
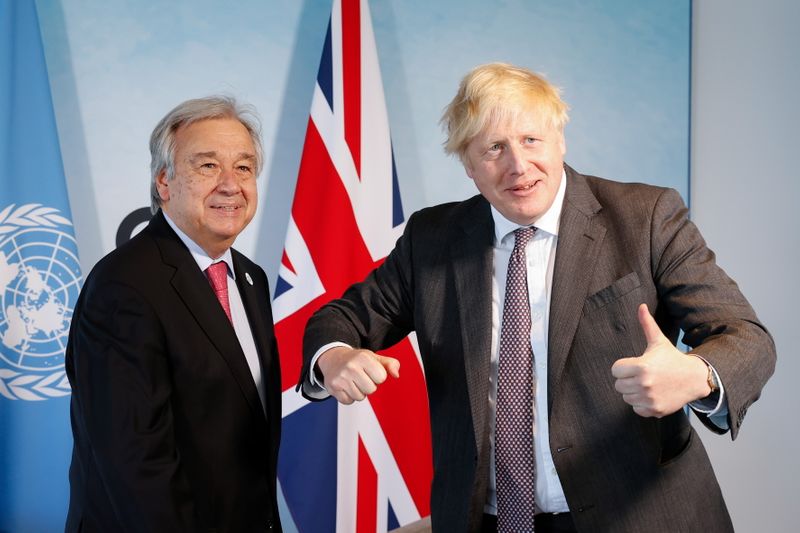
302 164 775 532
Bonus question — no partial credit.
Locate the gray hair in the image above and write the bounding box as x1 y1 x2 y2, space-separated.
149 95 264 214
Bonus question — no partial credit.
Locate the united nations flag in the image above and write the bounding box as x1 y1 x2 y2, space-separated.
0 1 81 530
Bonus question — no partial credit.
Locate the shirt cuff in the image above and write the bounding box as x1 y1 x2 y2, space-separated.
688 355 729 430
302 342 353 399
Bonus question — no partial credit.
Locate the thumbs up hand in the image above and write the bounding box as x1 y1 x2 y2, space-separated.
611 304 712 418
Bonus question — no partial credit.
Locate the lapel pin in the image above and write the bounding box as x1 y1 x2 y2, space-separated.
245 272 253 286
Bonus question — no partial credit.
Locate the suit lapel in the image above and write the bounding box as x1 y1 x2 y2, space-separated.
148 213 267 422
547 166 605 413
450 197 495 456
232 254 278 419
232 257 272 370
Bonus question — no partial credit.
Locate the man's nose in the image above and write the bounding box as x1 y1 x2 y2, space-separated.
506 145 528 176
216 167 240 192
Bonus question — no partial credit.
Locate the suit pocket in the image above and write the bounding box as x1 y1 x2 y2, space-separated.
658 413 694 466
585 272 641 312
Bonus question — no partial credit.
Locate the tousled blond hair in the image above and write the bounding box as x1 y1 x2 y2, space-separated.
441 63 569 163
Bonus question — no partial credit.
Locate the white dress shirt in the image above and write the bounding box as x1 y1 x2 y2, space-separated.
163 213 266 412
485 171 568 514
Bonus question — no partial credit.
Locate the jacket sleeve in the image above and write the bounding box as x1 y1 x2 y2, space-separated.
68 276 199 531
298 212 419 399
649 187 776 439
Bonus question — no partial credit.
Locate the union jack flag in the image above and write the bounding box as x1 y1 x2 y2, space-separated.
273 1 432 531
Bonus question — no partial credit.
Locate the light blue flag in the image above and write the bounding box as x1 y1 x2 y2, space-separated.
0 1 82 530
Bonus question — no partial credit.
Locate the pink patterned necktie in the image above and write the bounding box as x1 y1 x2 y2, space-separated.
205 262 232 323
496 226 536 532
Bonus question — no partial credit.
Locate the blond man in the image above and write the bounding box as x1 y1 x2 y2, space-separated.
300 63 775 533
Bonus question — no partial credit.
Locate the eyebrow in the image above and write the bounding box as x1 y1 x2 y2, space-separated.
189 151 256 162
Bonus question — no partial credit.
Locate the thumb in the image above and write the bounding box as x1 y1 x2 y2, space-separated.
376 355 401 378
637 303 665 347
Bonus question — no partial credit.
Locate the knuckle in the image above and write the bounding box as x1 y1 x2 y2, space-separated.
337 393 352 405
344 359 362 372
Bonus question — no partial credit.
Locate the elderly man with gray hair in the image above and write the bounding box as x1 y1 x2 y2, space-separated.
66 96 282 532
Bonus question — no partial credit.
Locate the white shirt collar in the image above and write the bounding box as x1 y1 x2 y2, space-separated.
491 168 567 244
161 212 235 279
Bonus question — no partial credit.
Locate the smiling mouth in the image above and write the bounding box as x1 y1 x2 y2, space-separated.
509 182 537 192
212 205 240 211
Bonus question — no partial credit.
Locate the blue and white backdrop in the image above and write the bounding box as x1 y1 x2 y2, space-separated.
1 1 690 531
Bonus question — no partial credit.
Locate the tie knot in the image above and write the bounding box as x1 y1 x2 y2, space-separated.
513 227 536 249
206 261 228 292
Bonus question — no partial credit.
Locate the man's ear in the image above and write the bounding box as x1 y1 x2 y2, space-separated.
462 154 475 180
155 170 170 202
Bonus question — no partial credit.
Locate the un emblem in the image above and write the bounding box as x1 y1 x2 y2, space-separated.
0 203 82 401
